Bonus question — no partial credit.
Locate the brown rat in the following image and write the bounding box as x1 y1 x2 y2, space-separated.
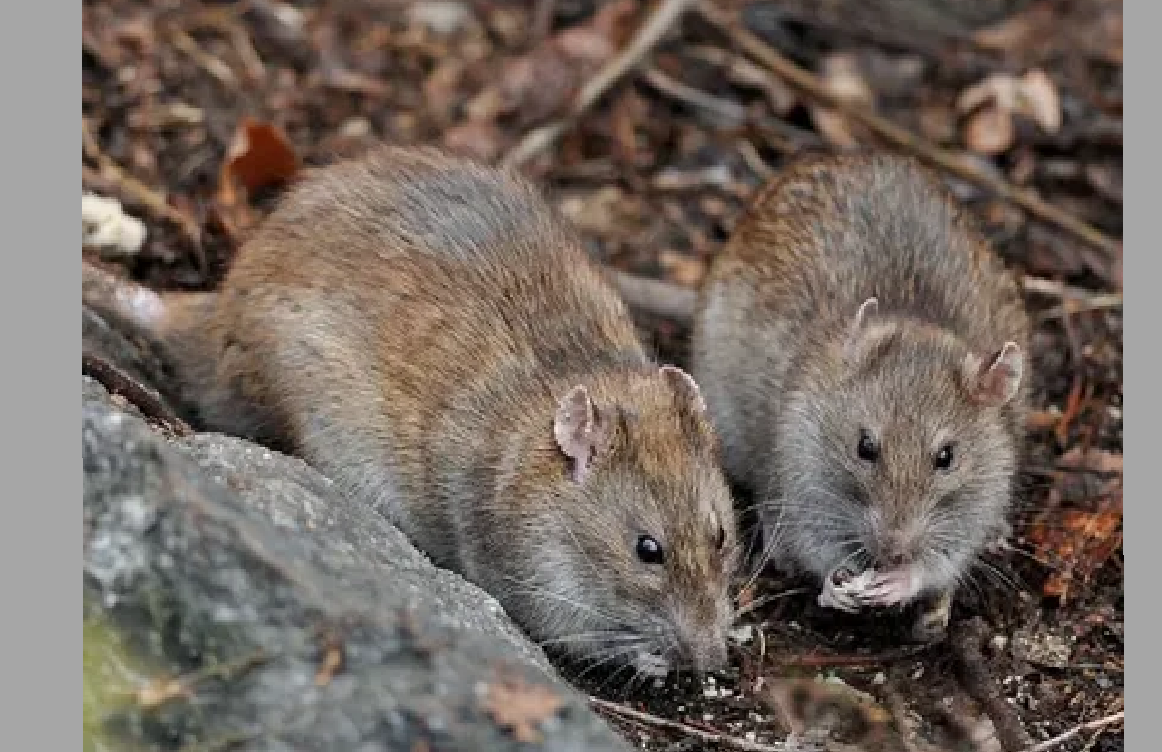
692 153 1029 639
82 146 739 676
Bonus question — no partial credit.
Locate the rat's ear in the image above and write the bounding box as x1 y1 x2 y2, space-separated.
554 385 606 483
660 365 706 414
964 342 1023 406
843 297 880 358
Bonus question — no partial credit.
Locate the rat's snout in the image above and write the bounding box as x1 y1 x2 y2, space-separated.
874 523 924 570
681 632 729 674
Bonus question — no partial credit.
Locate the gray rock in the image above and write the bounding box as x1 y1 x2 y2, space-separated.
83 376 630 752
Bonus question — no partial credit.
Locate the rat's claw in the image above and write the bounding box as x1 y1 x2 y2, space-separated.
818 581 862 612
861 570 918 606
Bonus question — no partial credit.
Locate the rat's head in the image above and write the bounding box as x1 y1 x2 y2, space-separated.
526 365 739 678
771 298 1024 604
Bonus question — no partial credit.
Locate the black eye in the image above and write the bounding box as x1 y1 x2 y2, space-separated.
715 526 727 550
857 429 880 463
636 535 665 564
934 443 955 471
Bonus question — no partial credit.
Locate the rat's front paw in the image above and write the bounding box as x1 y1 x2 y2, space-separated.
817 566 878 612
861 570 920 607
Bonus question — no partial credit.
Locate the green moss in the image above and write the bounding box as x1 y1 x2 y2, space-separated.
83 606 161 752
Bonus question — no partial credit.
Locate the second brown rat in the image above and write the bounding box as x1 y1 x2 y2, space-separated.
84 147 740 675
692 153 1030 639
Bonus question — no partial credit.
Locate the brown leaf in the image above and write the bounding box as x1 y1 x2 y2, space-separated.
218 118 300 205
483 676 564 744
810 53 874 149
660 251 707 287
958 70 1061 136
964 103 1014 155
442 121 506 163
1059 447 1123 476
136 678 189 709
315 644 344 686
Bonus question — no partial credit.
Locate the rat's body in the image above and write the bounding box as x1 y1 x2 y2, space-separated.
692 153 1029 639
85 147 739 674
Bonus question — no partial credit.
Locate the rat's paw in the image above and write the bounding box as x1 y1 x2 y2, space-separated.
817 567 878 612
861 570 920 607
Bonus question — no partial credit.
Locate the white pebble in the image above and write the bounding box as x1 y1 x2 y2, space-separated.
82 193 147 256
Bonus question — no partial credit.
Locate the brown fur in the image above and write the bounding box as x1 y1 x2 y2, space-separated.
692 153 1029 635
85 147 739 673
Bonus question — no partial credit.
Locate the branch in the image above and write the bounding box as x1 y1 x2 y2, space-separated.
82 352 193 437
950 618 1032 752
502 0 699 169
590 696 790 752
608 270 696 323
1018 711 1124 752
695 2 1120 260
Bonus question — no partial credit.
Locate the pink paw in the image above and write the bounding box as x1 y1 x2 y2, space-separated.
861 570 920 607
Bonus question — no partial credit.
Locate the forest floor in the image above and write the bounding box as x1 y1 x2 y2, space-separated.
82 1 1123 750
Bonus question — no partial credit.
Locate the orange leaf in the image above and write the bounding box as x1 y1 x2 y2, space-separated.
218 118 300 204
483 676 565 743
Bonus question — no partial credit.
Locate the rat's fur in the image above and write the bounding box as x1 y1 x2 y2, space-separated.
85 147 739 674
692 153 1029 637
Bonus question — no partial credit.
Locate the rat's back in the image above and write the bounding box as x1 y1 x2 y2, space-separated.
203 147 647 558
714 153 1026 351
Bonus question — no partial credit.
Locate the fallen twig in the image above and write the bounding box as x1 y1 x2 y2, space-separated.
696 3 1121 260
1021 277 1122 321
82 351 193 437
771 643 932 669
642 66 747 122
1018 710 1124 752
590 696 789 751
609 270 696 323
950 619 1032 752
503 0 698 168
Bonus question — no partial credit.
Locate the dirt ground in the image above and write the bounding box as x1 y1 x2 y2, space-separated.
82 1 1123 750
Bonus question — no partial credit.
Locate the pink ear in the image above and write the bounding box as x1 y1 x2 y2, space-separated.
660 365 706 413
965 342 1023 406
553 385 603 483
844 297 879 358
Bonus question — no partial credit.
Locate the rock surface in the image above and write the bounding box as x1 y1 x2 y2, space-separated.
82 376 631 752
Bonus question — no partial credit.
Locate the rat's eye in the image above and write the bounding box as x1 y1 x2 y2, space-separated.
857 429 880 463
934 442 956 471
715 525 727 551
636 535 665 564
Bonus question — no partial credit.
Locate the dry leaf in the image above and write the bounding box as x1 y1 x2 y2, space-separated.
442 121 506 163
1033 507 1122 602
1059 447 1123 476
957 68 1064 155
810 53 874 149
136 678 189 709
218 118 300 206
483 677 564 743
964 103 1014 155
660 251 707 287
315 644 344 686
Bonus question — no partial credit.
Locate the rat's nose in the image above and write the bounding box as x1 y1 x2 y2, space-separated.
683 633 729 673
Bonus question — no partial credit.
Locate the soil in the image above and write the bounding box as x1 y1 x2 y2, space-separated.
82 1 1123 750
